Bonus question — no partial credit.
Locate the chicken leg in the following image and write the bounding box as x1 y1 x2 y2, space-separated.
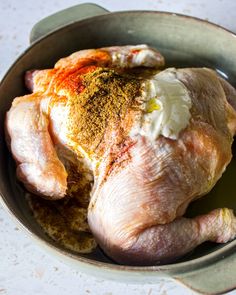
106 208 236 265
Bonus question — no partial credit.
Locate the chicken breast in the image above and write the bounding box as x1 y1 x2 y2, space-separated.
5 45 236 265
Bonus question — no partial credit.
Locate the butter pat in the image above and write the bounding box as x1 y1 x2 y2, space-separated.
131 68 192 140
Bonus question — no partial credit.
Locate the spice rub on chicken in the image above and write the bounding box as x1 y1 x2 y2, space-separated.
5 45 236 265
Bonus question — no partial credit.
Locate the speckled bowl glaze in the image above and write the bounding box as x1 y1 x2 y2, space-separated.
0 3 236 294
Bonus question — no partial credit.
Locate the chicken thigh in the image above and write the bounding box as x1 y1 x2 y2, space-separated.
5 45 236 265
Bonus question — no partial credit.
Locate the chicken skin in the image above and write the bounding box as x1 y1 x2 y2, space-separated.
5 45 236 265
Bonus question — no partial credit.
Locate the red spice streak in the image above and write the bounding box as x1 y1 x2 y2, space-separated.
116 141 136 160
127 49 141 63
78 84 85 93
57 64 98 94
131 49 141 54
50 50 112 94
104 141 136 181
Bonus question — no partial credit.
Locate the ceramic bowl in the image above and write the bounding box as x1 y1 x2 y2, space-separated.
0 3 236 294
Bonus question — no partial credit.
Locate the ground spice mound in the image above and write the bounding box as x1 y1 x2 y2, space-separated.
27 156 96 254
66 67 141 155
27 194 96 254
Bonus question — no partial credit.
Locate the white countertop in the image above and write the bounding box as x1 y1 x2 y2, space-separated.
1 1 236 294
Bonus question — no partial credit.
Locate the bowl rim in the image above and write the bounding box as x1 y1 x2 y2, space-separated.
1 9 236 274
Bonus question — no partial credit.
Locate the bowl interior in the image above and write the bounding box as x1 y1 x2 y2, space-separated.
1 11 236 267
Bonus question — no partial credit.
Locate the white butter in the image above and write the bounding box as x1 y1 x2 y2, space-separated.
131 68 192 140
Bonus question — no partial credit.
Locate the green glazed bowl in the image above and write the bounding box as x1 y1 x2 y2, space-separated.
0 3 236 294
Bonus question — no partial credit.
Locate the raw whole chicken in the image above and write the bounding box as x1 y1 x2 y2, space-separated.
5 45 236 265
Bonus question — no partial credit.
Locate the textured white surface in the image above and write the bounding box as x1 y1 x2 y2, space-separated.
1 1 236 294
